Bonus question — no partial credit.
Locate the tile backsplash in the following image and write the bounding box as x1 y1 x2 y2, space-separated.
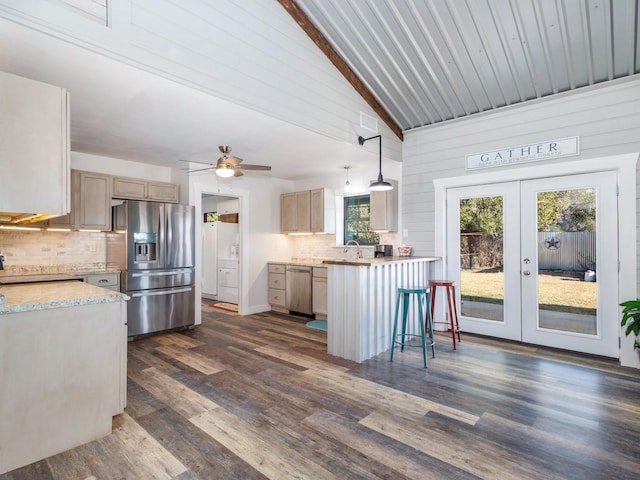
0 230 106 272
291 232 398 259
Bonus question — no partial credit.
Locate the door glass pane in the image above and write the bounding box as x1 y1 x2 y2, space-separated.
459 196 504 322
536 189 597 335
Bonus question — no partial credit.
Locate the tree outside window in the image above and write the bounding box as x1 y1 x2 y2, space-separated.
344 195 379 245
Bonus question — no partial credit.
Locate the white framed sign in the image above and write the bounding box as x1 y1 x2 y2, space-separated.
466 137 580 170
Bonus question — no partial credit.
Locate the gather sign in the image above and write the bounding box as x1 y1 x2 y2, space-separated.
466 137 580 170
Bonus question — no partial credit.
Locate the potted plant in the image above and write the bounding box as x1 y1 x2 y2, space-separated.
620 300 640 349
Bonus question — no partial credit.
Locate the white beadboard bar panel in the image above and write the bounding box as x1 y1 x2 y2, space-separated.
0 0 402 160
327 258 437 363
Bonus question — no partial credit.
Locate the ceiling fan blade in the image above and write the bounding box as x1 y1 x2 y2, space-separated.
179 158 212 166
225 156 243 166
234 169 244 177
239 164 271 171
187 166 215 173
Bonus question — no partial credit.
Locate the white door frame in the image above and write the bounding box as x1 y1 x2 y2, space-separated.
433 154 638 365
190 181 250 325
446 182 522 341
520 172 618 356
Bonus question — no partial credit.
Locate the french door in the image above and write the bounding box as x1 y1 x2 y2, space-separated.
446 172 618 357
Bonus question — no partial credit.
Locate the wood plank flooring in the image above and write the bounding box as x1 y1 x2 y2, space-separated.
3 304 640 479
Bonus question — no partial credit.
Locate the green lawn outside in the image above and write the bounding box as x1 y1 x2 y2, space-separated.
460 269 597 316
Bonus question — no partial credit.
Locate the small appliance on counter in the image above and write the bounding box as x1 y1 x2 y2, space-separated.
374 244 393 257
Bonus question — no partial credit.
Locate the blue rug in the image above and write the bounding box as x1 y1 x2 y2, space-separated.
306 320 327 332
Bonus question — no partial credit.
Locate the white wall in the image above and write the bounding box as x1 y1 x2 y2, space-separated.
402 75 640 368
190 174 292 323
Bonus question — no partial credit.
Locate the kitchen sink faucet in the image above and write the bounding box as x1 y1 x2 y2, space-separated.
344 240 361 259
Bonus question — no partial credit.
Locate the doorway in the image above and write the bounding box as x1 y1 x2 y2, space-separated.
445 171 619 357
201 194 240 305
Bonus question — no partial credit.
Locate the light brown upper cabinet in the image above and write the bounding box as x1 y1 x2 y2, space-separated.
282 189 335 234
281 191 311 233
370 179 398 232
0 71 69 220
48 170 112 231
113 176 179 203
310 188 335 234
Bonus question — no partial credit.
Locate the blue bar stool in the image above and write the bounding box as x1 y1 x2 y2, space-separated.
390 286 435 368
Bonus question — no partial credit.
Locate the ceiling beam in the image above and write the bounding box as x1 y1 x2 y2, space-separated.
278 0 403 141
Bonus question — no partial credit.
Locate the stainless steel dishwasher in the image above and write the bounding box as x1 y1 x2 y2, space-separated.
286 265 313 315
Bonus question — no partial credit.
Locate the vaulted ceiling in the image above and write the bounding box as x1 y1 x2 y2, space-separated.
1 1 638 181
293 0 640 136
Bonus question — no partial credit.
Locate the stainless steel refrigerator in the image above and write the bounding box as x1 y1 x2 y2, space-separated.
107 200 195 336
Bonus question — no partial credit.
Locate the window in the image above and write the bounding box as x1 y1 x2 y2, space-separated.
344 195 379 245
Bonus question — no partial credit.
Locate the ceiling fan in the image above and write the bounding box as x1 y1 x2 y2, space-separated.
185 145 272 178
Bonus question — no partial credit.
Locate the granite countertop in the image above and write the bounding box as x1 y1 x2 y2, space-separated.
270 256 440 267
0 281 128 314
0 263 121 279
321 256 440 266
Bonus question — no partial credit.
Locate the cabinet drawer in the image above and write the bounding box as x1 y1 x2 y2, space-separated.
268 263 286 274
268 273 285 289
86 273 119 288
312 267 328 278
268 288 286 307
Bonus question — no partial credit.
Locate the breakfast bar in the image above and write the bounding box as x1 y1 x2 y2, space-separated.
322 256 439 363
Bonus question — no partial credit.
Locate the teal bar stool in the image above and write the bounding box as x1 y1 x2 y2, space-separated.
390 286 435 368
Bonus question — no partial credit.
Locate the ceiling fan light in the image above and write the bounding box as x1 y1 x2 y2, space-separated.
216 164 235 178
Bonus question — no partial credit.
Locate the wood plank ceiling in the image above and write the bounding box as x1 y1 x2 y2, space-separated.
290 0 640 135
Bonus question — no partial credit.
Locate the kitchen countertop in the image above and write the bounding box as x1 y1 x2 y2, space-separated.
0 281 128 314
322 256 439 266
270 256 440 267
0 263 121 279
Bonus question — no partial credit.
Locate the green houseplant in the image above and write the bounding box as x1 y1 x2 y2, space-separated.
620 300 640 349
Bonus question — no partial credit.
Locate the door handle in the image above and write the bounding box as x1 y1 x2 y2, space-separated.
523 270 531 276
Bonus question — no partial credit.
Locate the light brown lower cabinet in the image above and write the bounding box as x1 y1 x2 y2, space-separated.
312 266 328 319
268 263 287 313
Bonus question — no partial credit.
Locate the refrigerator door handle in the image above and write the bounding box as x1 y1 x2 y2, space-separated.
131 269 191 277
130 286 192 298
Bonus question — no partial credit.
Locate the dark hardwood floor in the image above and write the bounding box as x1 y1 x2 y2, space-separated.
3 302 640 479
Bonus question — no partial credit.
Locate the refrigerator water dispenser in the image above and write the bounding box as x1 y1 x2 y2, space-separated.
133 232 157 262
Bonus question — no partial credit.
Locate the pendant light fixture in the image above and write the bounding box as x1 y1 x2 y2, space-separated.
343 165 352 193
358 135 393 191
